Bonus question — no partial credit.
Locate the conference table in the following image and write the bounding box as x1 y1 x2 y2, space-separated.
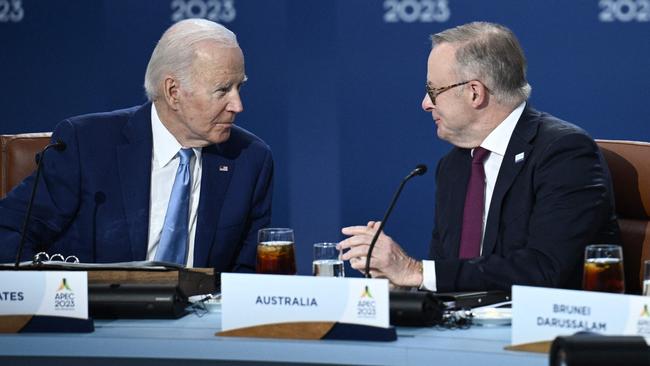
0 306 546 366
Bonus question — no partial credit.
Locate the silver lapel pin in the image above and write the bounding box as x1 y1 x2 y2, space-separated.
515 152 525 163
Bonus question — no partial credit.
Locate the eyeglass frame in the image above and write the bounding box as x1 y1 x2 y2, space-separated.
425 80 471 106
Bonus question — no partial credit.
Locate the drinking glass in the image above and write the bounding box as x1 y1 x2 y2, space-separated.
312 242 344 277
582 244 625 293
643 260 650 296
256 228 296 275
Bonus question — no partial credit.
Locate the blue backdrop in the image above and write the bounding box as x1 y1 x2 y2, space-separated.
2 0 649 275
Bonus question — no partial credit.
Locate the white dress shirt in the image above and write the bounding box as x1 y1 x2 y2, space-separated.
421 102 526 291
146 104 203 267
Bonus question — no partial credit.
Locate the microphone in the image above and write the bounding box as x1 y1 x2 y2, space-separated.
34 140 66 163
364 164 427 278
14 140 67 267
92 191 106 263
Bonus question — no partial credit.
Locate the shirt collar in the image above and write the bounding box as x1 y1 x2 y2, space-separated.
151 103 202 168
479 101 526 157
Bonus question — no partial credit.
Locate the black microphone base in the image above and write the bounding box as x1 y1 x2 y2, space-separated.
89 284 189 319
550 334 650 366
390 290 445 326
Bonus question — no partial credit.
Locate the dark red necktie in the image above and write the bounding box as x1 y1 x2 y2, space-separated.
459 147 490 259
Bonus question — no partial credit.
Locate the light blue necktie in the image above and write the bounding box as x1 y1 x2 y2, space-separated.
155 148 194 265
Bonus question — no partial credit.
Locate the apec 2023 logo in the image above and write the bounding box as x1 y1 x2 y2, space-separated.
357 285 377 319
54 278 76 311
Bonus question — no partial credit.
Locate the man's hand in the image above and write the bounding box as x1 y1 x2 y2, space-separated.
338 221 422 287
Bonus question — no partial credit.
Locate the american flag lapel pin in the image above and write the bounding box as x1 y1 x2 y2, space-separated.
219 165 229 172
515 152 525 163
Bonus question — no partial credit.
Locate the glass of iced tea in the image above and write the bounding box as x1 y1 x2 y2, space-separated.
582 244 625 293
256 228 296 275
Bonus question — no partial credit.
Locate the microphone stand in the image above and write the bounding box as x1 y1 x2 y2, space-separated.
14 140 66 267
364 164 427 278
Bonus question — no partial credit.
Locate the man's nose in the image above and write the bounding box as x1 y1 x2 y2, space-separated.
422 94 434 112
228 92 244 113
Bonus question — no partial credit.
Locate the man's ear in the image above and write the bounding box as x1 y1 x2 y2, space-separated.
163 76 180 110
469 80 488 107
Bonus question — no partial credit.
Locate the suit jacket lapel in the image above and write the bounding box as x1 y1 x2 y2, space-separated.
447 149 472 258
116 103 153 261
193 144 234 267
482 107 539 255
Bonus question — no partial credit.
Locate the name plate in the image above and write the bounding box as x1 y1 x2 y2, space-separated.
512 285 650 345
0 271 88 319
221 273 389 331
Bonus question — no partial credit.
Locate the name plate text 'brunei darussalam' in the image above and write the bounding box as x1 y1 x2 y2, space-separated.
511 285 650 346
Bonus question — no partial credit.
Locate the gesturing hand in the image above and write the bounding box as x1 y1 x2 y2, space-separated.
338 221 422 287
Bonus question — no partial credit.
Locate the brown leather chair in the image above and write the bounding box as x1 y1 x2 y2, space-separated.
596 139 650 294
0 133 52 199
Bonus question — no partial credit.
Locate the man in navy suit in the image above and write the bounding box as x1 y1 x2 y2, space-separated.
339 22 619 291
0 19 273 272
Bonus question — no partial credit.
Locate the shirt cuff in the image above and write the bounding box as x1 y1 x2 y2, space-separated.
419 260 437 292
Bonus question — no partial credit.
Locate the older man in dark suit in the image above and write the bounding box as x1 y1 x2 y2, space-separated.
0 19 273 272
339 22 619 291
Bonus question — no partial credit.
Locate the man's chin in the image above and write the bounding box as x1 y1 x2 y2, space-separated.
435 127 447 140
210 130 231 145
435 128 457 145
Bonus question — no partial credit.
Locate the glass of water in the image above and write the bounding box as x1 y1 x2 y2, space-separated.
312 242 344 277
643 259 650 296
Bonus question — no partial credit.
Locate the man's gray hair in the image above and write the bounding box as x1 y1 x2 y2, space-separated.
431 22 531 106
144 19 239 101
